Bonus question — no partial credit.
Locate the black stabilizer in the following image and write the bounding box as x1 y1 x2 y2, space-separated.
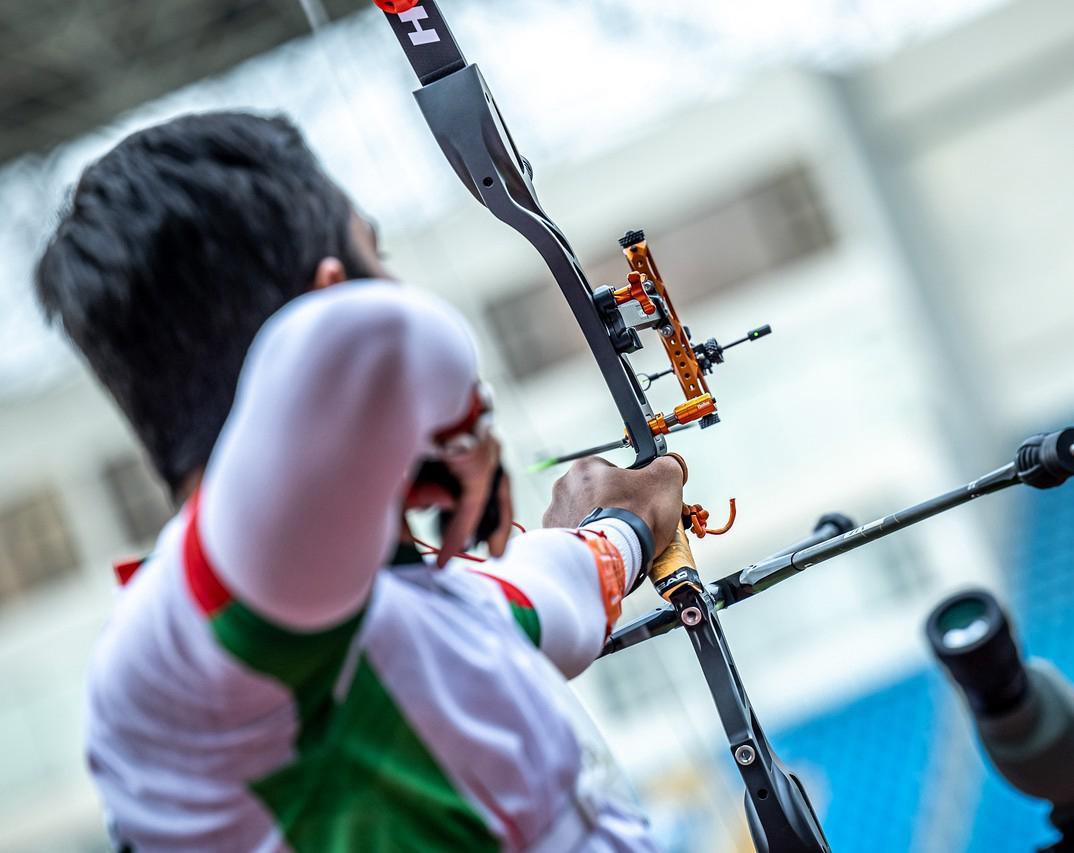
814 512 855 536
752 512 857 565
1017 428 1074 489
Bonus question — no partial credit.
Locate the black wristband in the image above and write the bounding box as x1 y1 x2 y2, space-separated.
577 506 654 593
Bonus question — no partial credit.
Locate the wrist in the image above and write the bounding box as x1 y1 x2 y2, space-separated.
578 507 654 593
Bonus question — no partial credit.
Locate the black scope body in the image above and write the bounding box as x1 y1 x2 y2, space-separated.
926 589 1028 716
927 589 1074 843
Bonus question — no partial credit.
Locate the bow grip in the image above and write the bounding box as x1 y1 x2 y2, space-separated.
650 521 702 601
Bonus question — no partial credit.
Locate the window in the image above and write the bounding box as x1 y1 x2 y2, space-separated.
485 279 588 380
0 490 80 598
486 164 835 380
749 166 835 268
102 455 172 546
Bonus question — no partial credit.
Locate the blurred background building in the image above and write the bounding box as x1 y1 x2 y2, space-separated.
0 0 1072 850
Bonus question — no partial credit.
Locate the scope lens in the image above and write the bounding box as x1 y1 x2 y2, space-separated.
926 589 1028 716
935 598 991 649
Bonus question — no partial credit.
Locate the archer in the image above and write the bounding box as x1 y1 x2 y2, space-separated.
35 111 688 850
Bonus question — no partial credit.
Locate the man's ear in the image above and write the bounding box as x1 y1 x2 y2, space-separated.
312 257 347 290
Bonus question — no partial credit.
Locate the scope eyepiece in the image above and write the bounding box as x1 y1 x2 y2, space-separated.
926 589 1029 717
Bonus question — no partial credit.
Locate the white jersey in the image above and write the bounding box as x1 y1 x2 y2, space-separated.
86 282 659 851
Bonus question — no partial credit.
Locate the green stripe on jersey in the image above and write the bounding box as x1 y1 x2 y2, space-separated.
210 599 360 745
208 596 498 851
509 601 540 646
251 656 498 852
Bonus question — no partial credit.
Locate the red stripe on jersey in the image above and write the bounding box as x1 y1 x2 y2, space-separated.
183 491 233 615
113 556 145 587
469 570 534 610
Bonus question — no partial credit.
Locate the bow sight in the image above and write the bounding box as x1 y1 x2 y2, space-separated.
593 229 773 440
371 2 1074 850
534 232 773 470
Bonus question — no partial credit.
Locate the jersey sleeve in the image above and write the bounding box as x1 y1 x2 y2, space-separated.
198 282 479 629
470 520 643 679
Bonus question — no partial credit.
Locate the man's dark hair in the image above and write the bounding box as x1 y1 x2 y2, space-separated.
36 111 369 498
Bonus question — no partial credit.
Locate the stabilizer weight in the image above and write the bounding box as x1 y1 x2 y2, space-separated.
1018 428 1074 489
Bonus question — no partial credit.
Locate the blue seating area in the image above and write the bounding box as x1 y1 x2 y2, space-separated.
762 435 1074 852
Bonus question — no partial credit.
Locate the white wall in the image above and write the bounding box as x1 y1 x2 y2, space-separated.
853 0 1074 431
0 379 139 850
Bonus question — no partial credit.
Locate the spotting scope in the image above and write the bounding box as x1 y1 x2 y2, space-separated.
928 589 1074 850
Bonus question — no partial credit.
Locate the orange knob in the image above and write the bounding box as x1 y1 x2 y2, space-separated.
612 272 656 315
672 394 715 424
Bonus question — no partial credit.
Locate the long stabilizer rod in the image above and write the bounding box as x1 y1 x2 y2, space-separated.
722 427 1073 604
603 428 1074 656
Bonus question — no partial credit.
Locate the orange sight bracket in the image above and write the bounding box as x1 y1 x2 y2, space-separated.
621 236 716 420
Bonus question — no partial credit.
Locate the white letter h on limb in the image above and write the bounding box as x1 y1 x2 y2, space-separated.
399 6 441 46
